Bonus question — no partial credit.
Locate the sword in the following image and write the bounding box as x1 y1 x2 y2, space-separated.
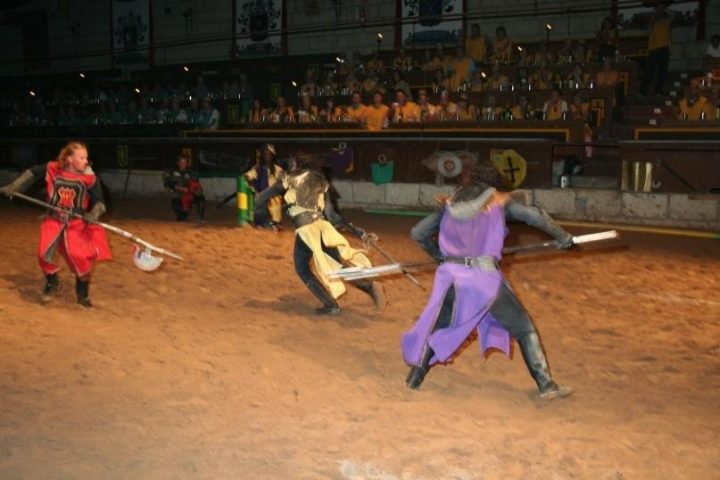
363 235 424 289
330 231 618 281
502 230 618 255
10 192 184 261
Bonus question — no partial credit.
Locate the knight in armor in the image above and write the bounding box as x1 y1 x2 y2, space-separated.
284 154 385 315
245 144 284 229
0 141 112 307
403 161 574 400
163 153 205 222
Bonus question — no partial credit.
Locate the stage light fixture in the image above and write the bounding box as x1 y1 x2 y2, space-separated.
183 66 190 72
545 24 553 31
134 87 141 93
377 33 383 41
79 73 86 78
291 81 298 87
29 90 36 97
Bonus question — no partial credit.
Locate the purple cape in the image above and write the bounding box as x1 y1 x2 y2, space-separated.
401 205 511 366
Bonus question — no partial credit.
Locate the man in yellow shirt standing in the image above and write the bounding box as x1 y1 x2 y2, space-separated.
639 4 672 96
465 23 487 64
448 45 475 91
365 91 390 131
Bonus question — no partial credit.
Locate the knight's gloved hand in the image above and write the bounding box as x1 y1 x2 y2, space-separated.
554 234 574 250
0 184 15 198
84 202 106 223
361 231 379 249
344 222 367 240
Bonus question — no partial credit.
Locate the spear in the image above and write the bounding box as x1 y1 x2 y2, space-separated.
10 192 184 261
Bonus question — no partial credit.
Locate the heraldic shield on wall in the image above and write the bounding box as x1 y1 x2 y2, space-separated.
491 149 527 190
237 0 283 57
112 0 150 66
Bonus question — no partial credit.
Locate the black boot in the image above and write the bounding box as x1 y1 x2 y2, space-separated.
355 281 387 312
41 273 61 303
304 278 341 315
517 331 573 400
406 347 434 390
75 278 92 308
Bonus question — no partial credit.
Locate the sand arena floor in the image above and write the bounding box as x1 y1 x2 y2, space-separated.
0 199 718 480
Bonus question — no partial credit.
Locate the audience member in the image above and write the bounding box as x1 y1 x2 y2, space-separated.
465 23 488 63
543 88 568 120
491 26 513 63
639 3 672 96
365 91 390 131
677 84 716 120
391 89 420 122
595 17 619 61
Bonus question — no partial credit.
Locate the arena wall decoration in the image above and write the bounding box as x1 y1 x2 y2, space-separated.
236 0 283 57
112 0 150 67
402 0 462 47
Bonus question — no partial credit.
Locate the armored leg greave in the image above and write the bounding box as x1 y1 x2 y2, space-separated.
76 277 92 308
41 273 61 303
304 277 341 315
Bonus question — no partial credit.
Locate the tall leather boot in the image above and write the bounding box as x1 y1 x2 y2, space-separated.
405 286 456 390
41 273 61 303
304 277 341 315
406 347 434 389
75 277 92 308
354 281 387 312
517 331 573 400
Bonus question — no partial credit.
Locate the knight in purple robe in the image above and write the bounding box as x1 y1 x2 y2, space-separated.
402 161 574 401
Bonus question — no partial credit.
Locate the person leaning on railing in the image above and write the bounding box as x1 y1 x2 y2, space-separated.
676 84 717 120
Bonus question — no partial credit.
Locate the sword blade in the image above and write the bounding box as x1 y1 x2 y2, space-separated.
366 239 424 289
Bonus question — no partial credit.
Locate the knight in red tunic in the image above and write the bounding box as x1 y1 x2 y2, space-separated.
0 141 112 307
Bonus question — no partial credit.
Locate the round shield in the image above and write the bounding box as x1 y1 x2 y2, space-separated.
132 245 164 272
436 151 462 178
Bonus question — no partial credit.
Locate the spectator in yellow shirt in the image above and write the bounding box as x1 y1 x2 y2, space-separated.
639 4 672 96
491 26 513 63
465 23 487 63
530 63 554 90
485 63 509 91
365 91 390 131
346 91 368 124
448 45 475 91
542 89 568 120
416 88 439 121
511 95 534 120
596 57 620 88
677 85 717 120
392 89 421 122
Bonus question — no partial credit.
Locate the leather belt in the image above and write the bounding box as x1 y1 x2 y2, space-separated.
292 210 323 228
443 255 498 270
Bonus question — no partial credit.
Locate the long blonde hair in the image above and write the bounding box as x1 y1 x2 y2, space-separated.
56 141 88 168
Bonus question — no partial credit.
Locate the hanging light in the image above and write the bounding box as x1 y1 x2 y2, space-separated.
183 65 190 72
79 72 86 78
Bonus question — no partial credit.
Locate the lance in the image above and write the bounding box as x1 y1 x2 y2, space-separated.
329 231 618 281
10 192 184 261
